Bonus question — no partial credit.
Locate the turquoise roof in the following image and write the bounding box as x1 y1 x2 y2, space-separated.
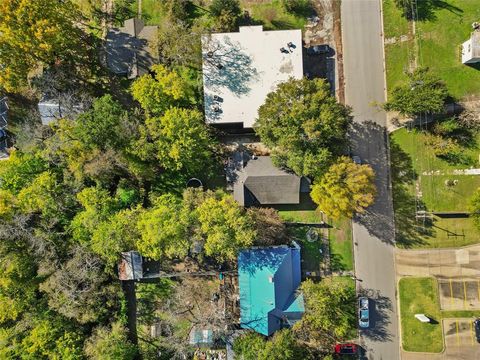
238 246 304 336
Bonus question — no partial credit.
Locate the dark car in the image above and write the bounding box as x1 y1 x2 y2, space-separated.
306 44 330 55
334 343 358 355
474 319 480 343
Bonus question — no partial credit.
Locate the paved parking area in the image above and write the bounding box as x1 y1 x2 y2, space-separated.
439 279 480 310
443 318 480 359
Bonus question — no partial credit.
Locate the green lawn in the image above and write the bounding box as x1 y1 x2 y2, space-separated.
329 217 353 272
241 0 307 30
278 209 323 223
390 128 480 248
399 277 444 352
382 0 409 38
289 226 323 273
383 0 480 99
421 175 480 212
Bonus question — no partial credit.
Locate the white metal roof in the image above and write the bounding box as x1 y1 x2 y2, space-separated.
202 26 303 128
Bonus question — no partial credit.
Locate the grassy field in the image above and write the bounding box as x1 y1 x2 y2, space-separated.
399 277 444 352
278 209 323 223
383 0 480 99
241 0 308 30
329 217 353 272
382 0 409 38
390 128 480 248
289 226 323 273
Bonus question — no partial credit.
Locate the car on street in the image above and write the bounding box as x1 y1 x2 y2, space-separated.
359 297 369 328
334 343 358 355
474 319 480 343
306 44 330 56
352 155 361 164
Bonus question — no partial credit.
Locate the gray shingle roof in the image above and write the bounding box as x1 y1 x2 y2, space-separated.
105 18 158 79
233 155 301 206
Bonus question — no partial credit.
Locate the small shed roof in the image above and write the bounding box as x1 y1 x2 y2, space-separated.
118 251 143 280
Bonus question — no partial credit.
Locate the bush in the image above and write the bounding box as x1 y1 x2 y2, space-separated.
282 0 311 13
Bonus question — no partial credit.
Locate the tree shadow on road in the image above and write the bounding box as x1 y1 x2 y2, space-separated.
349 122 395 245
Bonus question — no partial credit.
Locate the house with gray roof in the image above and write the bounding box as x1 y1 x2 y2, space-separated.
106 18 158 79
232 154 309 207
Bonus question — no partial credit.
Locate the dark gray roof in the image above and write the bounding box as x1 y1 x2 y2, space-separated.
105 18 157 79
233 155 301 206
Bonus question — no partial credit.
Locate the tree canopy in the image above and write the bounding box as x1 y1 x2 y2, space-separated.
0 0 92 92
233 329 312 360
384 67 449 116
294 279 356 347
310 156 376 219
255 78 352 178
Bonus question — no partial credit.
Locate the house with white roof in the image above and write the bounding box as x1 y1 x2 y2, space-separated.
201 26 303 129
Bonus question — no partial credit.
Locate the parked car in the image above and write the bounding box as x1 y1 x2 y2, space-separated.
359 297 369 328
306 44 330 55
334 343 358 355
474 319 480 343
352 155 361 164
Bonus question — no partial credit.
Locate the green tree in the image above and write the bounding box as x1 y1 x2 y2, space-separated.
91 207 142 268
130 64 196 116
0 151 46 194
310 156 376 220
384 67 449 116
75 95 129 150
282 0 311 13
84 321 138 360
153 17 203 69
136 194 190 260
135 107 215 176
0 0 92 92
233 330 310 360
197 192 256 262
255 78 352 178
470 188 480 229
20 317 84 360
39 246 121 324
294 279 356 346
70 187 118 244
209 0 242 32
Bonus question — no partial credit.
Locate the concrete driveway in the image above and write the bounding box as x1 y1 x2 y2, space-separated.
395 245 480 279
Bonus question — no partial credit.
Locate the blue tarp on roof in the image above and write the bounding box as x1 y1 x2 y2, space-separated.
238 246 304 336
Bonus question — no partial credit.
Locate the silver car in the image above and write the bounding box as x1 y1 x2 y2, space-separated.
359 297 369 328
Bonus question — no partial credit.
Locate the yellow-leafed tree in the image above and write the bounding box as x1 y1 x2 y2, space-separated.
0 0 90 91
310 156 376 220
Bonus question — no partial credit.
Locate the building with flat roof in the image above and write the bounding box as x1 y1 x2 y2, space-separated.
238 245 304 336
462 31 480 64
202 26 303 129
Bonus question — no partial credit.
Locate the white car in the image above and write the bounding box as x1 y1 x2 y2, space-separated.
359 297 369 328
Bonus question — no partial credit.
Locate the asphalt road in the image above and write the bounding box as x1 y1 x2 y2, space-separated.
341 1 400 359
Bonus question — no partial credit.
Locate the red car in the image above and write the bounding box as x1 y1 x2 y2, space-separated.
334 343 358 355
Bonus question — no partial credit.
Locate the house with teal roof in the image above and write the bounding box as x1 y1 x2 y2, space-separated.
238 245 304 336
